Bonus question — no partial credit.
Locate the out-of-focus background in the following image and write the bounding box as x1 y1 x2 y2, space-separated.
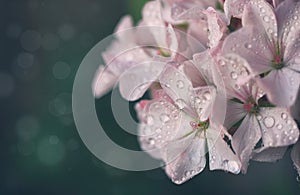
1 0 300 194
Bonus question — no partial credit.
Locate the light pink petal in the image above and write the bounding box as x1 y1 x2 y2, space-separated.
204 7 227 48
119 61 165 101
164 132 207 184
163 110 207 184
93 66 118 98
193 51 215 83
115 15 133 32
224 0 277 34
222 3 277 74
252 146 287 162
159 64 194 110
256 68 300 107
216 54 255 100
193 51 228 125
257 107 299 147
137 96 182 155
138 124 163 159
232 114 262 173
187 20 210 48
142 1 165 27
182 60 207 87
206 125 241 174
276 0 300 61
224 100 247 130
291 140 300 176
192 86 216 121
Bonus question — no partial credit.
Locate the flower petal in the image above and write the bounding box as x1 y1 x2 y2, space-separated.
216 54 255 100
252 146 287 162
159 64 194 110
224 100 247 130
222 3 277 74
232 114 262 173
119 61 165 101
204 7 227 48
164 132 207 185
93 66 118 98
206 124 241 174
256 68 300 107
276 0 300 61
257 107 299 147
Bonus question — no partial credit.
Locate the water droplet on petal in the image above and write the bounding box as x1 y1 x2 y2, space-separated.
281 113 287 120
203 91 211 100
176 80 184 89
230 71 238 80
276 124 283 130
227 161 240 174
293 15 298 20
263 16 270 22
148 138 155 145
263 116 275 128
218 59 225 66
160 114 170 123
256 114 262 121
146 115 154 125
244 43 252 49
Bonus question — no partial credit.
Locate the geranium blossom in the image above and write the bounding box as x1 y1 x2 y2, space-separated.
92 0 300 185
223 0 300 107
136 64 240 184
216 53 299 172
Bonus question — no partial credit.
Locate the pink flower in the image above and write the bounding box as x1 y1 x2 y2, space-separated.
222 0 300 107
136 64 241 184
217 53 299 172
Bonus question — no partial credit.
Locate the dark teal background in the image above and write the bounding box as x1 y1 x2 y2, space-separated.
1 0 300 194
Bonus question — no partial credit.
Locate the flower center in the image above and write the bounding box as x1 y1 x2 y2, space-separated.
243 97 259 114
271 45 285 70
190 119 210 131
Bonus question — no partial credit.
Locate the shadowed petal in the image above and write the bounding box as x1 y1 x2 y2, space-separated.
232 114 262 173
164 131 207 185
206 125 241 174
252 146 287 162
256 68 300 107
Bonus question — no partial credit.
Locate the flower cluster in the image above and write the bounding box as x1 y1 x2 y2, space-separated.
93 0 300 184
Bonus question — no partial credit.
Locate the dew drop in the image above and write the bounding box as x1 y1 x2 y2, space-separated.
263 116 275 128
176 80 185 89
256 114 262 121
263 16 270 22
281 113 287 120
230 71 238 80
244 43 252 49
276 124 283 130
227 161 240 174
203 91 211 101
218 59 226 66
293 15 298 20
155 128 162 133
160 114 170 123
148 138 155 145
146 115 154 125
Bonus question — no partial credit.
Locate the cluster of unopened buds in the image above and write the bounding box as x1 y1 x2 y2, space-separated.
93 0 300 184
